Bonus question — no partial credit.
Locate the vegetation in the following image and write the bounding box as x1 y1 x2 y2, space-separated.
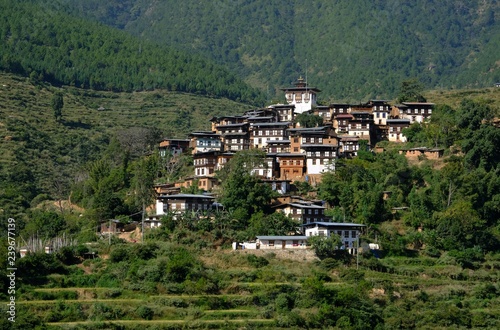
63 0 500 101
0 0 265 105
0 72 252 236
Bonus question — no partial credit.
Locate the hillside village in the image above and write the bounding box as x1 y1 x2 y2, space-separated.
137 78 441 251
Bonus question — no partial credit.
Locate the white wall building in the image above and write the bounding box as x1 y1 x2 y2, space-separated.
281 77 320 114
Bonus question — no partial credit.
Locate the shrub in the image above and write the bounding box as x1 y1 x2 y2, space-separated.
109 246 130 263
136 306 154 320
246 254 269 268
339 268 365 282
275 293 294 312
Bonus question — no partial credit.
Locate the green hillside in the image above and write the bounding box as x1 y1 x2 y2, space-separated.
0 72 253 220
0 0 265 105
63 0 500 102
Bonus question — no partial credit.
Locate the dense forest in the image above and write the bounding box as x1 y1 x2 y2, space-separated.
63 0 500 101
0 0 265 105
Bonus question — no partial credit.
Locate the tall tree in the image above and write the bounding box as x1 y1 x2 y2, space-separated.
396 79 427 103
51 92 64 122
217 150 277 221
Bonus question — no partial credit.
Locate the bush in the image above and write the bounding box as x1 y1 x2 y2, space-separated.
339 268 365 282
247 254 269 268
275 293 294 312
109 246 130 263
136 306 154 320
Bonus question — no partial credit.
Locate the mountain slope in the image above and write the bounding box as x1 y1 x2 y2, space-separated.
0 0 265 105
0 72 253 218
64 0 500 102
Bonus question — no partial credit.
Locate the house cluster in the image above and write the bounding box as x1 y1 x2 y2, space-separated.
160 77 434 187
145 78 436 250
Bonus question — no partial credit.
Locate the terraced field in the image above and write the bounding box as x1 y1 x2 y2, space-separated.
7 248 500 329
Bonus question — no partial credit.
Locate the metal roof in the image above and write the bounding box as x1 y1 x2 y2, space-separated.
256 236 308 240
301 221 365 227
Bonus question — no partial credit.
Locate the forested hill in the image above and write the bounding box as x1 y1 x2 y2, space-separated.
0 0 265 105
63 0 500 102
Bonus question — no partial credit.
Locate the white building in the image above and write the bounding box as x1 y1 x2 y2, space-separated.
303 222 365 251
281 77 320 114
256 236 309 249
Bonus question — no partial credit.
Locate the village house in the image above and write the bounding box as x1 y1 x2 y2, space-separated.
273 200 330 225
334 113 353 134
399 147 444 160
266 140 291 153
210 115 247 131
348 111 374 145
395 102 434 123
213 122 250 152
215 152 234 171
387 119 411 142
159 138 190 157
288 126 338 154
155 193 216 216
369 100 391 126
268 104 296 122
261 178 291 195
189 131 222 154
251 122 290 149
338 135 360 158
313 105 333 124
277 153 306 180
303 144 338 175
330 103 351 116
193 151 218 177
255 236 309 249
302 221 365 251
250 154 279 179
175 176 219 192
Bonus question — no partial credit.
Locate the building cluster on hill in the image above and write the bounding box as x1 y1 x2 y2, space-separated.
161 77 435 185
146 78 437 250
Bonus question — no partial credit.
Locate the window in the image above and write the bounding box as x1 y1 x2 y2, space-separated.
351 231 357 238
344 231 349 238
319 138 323 143
312 159 316 165
318 230 325 236
297 209 302 214
314 209 319 214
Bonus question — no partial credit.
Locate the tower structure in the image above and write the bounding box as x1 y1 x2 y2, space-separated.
281 77 321 114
